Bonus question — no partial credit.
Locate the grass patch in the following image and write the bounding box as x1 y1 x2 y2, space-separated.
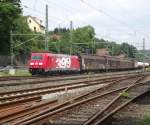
0 71 10 77
0 69 31 77
121 92 132 99
146 68 150 72
138 115 150 125
14 69 31 76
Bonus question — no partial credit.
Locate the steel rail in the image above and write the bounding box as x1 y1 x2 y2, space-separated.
0 77 121 96
0 81 112 102
0 71 142 87
0 76 130 102
12 75 142 125
0 99 58 123
10 87 126 125
0 96 41 109
94 90 150 125
0 75 130 123
0 74 120 87
83 75 148 125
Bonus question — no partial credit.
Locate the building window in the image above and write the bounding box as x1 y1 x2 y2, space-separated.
29 20 31 23
34 27 36 32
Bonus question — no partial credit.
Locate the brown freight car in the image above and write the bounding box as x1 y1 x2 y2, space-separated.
80 54 135 72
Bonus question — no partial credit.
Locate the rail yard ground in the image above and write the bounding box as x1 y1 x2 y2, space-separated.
0 68 31 77
0 71 149 125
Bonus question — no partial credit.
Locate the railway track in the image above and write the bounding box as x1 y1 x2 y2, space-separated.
0 75 134 103
83 78 149 125
0 75 130 122
0 70 143 87
0 78 119 103
6 74 149 125
0 99 58 124
0 73 126 89
0 74 139 125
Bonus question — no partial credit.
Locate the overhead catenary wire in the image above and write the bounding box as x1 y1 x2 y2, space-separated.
113 0 150 48
23 0 149 36
23 0 78 28
14 36 40 48
79 0 135 46
44 0 77 15
29 1 85 29
23 5 67 24
43 0 89 26
22 0 150 50
80 0 136 31
80 0 150 50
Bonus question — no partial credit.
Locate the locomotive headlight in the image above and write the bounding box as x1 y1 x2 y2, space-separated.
39 62 43 65
30 62 34 65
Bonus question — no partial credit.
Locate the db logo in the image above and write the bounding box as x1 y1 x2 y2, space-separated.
56 57 71 68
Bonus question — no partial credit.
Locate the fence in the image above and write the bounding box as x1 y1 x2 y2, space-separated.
0 55 29 67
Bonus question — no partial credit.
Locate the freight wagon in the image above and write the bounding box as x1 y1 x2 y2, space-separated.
79 54 135 72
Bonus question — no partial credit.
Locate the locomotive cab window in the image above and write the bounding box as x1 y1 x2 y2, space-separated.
31 55 43 60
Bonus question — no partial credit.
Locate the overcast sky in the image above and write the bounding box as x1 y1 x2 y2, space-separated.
21 0 150 50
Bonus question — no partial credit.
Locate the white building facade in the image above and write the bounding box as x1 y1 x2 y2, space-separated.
27 16 45 33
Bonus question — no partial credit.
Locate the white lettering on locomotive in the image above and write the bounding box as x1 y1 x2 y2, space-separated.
56 57 71 68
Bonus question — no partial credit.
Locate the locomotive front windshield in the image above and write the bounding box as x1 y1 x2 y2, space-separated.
31 55 43 60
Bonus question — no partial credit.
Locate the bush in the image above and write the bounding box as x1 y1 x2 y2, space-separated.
138 115 150 125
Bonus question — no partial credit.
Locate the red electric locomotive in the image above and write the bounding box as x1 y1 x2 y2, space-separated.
29 52 80 75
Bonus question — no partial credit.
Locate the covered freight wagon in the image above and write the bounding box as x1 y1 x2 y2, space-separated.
79 54 135 72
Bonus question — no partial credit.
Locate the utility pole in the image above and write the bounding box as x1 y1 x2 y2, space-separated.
10 30 13 67
143 38 145 51
70 21 73 54
92 38 95 55
57 24 61 53
142 38 145 72
45 4 48 51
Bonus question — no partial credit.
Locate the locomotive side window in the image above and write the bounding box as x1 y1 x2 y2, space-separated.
31 55 43 60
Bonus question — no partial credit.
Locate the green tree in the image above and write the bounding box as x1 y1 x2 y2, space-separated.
13 16 44 56
48 26 95 54
94 38 106 49
0 0 21 54
120 43 137 58
48 28 70 53
108 42 121 56
48 26 140 59
72 25 95 54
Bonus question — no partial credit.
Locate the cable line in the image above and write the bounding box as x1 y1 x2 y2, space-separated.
80 0 135 31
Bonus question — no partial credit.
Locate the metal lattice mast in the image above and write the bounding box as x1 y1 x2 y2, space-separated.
143 38 145 72
70 21 73 54
45 4 48 51
10 30 13 66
